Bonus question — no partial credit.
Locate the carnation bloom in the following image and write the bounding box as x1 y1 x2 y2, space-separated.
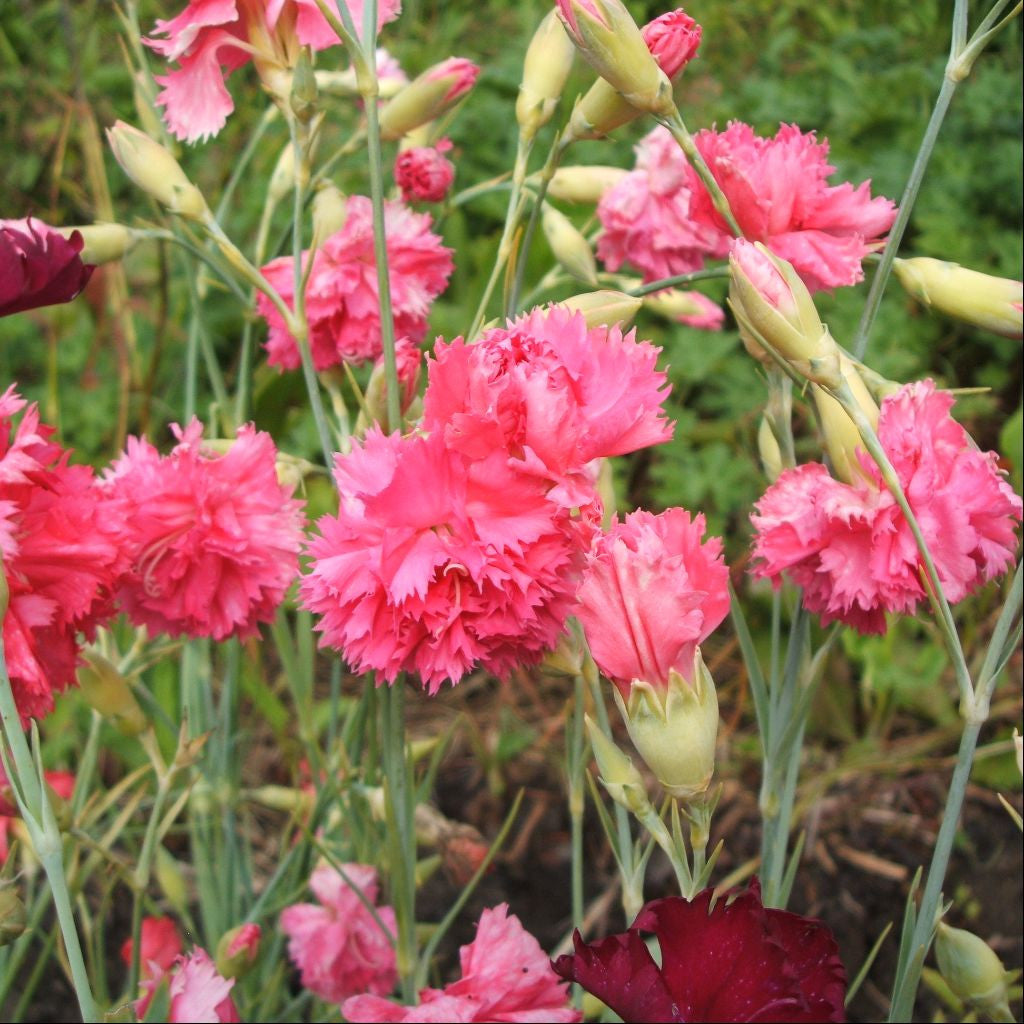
136 949 240 1023
0 218 94 317
599 123 897 291
280 862 397 1004
394 139 455 203
145 0 402 143
102 419 304 641
553 881 847 1023
120 916 184 980
423 306 672 509
301 429 587 690
258 195 453 371
343 903 581 1023
577 508 729 697
641 8 702 79
0 387 125 725
752 380 1023 634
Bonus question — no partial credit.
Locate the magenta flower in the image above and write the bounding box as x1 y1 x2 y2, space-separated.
641 8 702 79
145 0 402 143
103 419 305 641
135 949 240 1023
258 196 453 371
344 903 581 1023
423 306 672 509
394 140 455 203
280 863 397 1004
752 380 1023 633
0 387 126 725
577 508 729 698
0 218 94 317
301 429 587 690
553 882 847 1023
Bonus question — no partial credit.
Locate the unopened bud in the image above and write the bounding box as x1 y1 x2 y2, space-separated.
312 184 348 248
290 49 318 123
106 121 208 221
59 223 140 265
556 0 674 118
216 922 261 980
614 649 719 799
811 360 879 485
557 289 641 329
540 631 585 677
547 165 626 204
542 205 598 286
379 58 480 142
894 257 1023 340
0 887 27 946
935 921 1016 1021
361 338 422 433
516 9 576 140
1014 728 1022 777
155 847 189 916
247 785 314 815
757 417 784 482
643 288 724 329
268 143 296 206
77 652 148 736
585 715 652 816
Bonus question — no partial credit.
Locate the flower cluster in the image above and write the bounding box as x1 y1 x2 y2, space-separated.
302 306 674 690
598 122 896 291
258 195 453 371
752 380 1022 633
344 903 580 1022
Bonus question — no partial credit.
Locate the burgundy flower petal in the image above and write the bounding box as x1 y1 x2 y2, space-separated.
552 930 678 1023
0 218 94 317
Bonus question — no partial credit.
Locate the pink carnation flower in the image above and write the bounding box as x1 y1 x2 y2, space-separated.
343 903 581 1023
258 196 453 371
641 8 702 80
103 419 305 641
577 508 729 696
599 123 897 291
145 0 402 143
394 140 455 203
423 306 672 509
0 387 126 725
301 429 588 690
136 949 240 1023
280 863 397 1004
121 916 184 980
752 380 1023 633
0 218 94 317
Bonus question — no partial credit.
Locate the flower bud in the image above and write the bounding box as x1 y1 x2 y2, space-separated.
58 223 140 264
540 631 585 677
289 48 318 124
585 715 653 817
935 922 1016 1021
728 240 840 379
516 9 576 141
757 416 784 482
811 360 879 485
106 121 209 221
311 183 348 248
361 337 422 432
268 142 297 207
556 289 642 329
0 886 27 947
556 0 674 118
379 58 480 142
547 165 627 204
155 847 190 916
643 288 725 330
247 785 315 815
541 205 598 286
1015 728 1023 777
77 652 148 736
894 257 1023 340
613 649 719 799
216 922 262 980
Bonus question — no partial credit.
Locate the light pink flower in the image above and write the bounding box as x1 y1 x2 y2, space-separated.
422 306 672 509
280 863 397 1004
145 0 402 143
729 237 798 315
577 508 729 697
302 429 588 690
641 8 701 80
136 949 240 1023
0 387 126 725
343 903 581 1023
0 218 94 317
752 380 1023 633
258 195 453 371
103 419 304 641
597 128 728 283
395 140 455 203
121 916 184 980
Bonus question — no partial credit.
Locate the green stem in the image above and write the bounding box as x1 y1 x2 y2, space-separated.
568 673 586 934
658 108 742 237
0 641 99 1023
626 267 731 297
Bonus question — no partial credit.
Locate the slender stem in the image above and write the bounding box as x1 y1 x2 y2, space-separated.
627 267 731 297
658 109 742 237
568 673 586 934
851 75 957 359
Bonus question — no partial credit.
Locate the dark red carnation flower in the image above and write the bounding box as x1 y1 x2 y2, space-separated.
552 880 847 1023
0 217 95 317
